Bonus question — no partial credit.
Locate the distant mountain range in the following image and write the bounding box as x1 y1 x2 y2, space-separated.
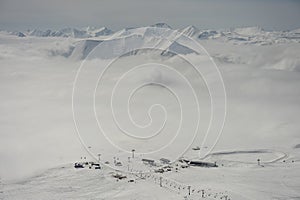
1 23 300 62
1 23 299 46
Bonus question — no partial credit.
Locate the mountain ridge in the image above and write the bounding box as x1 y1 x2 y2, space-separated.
2 23 300 43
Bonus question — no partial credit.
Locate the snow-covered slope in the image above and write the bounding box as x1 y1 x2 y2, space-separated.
2 153 300 200
70 27 199 60
179 25 200 37
70 40 103 60
233 26 264 36
94 27 114 36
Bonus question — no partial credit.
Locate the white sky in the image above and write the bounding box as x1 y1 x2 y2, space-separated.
0 0 300 31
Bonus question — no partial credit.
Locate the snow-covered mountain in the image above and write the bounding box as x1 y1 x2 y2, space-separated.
70 40 102 60
3 24 300 46
2 24 300 63
179 25 200 37
6 27 115 38
150 22 172 29
70 26 199 60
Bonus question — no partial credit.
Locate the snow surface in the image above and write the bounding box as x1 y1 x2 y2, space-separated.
0 25 300 199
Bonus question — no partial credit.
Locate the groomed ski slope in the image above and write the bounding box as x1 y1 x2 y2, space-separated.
2 148 300 200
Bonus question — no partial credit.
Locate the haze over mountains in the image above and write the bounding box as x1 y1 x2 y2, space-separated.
2 23 300 45
1 23 299 72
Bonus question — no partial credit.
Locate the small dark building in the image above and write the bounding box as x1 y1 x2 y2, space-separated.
182 159 218 168
74 163 84 168
142 158 155 165
189 161 217 167
154 168 164 173
160 158 171 164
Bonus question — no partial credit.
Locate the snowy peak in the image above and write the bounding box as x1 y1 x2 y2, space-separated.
59 28 90 38
94 27 113 36
291 28 300 34
167 41 199 55
232 26 264 36
84 26 114 36
29 29 53 37
150 23 172 29
3 25 300 46
198 30 221 39
179 25 200 37
27 28 86 38
70 29 199 60
11 31 26 37
24 27 114 38
51 25 300 60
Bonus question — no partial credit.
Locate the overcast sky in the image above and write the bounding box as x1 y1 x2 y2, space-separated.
0 0 300 31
